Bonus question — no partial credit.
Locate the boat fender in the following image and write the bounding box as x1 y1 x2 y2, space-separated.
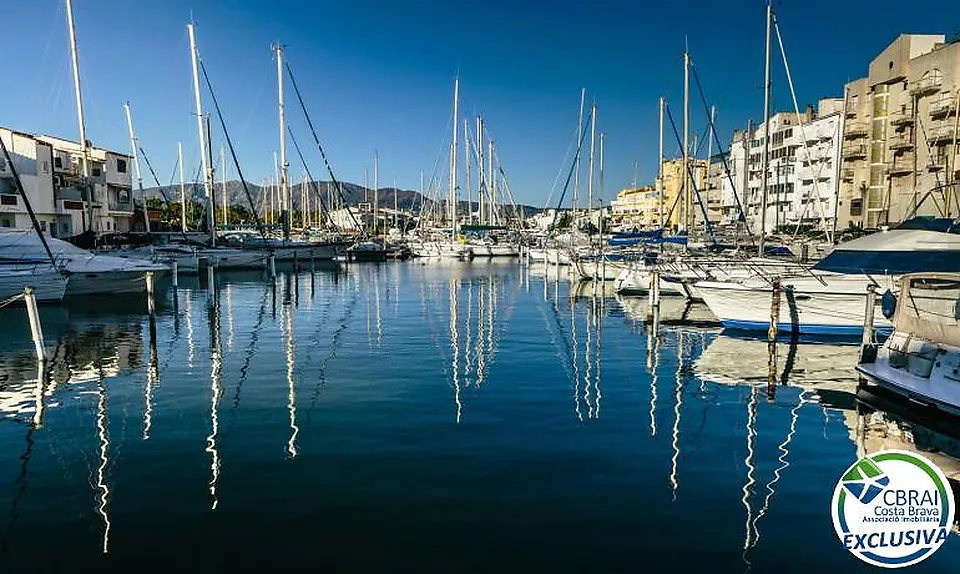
881 289 897 320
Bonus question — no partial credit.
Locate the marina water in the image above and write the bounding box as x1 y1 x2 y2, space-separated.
0 261 956 572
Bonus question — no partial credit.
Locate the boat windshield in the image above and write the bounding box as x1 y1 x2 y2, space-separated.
896 275 960 346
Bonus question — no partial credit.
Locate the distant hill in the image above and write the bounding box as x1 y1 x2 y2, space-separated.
144 179 541 217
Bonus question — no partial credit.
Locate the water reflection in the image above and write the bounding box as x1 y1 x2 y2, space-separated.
206 279 223 510
0 263 957 567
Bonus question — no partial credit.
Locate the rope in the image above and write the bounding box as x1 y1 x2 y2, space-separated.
286 126 332 228
198 59 267 240
0 293 25 310
284 61 362 233
689 62 750 232
664 103 716 242
550 109 594 230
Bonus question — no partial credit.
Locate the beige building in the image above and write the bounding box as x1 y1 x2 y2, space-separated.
662 157 707 231
840 35 960 229
610 185 658 229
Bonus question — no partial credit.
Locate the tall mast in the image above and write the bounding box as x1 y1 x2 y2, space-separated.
65 0 92 231
205 114 216 234
488 136 495 225
123 102 150 234
705 104 716 233
588 101 597 220
178 141 187 232
477 115 484 225
220 146 228 227
682 49 690 234
188 22 215 246
658 97 665 228
451 76 459 240
599 132 606 231
831 87 849 243
758 0 773 255
574 87 585 216
464 118 472 225
393 176 398 229
274 43 290 241
374 150 379 238
273 151 279 227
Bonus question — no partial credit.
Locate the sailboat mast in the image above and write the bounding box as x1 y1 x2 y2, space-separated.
374 150 379 238
705 105 715 233
123 102 150 234
682 50 690 234
477 115 484 225
451 77 459 240
220 146 228 227
588 101 597 222
66 0 93 232
205 114 216 234
758 0 773 255
178 141 187 232
658 97 665 228
393 176 398 229
275 43 290 241
574 87 585 217
188 22 215 246
464 119 472 225
488 136 495 225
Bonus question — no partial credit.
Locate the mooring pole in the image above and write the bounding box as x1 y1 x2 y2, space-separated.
24 287 45 363
145 272 156 318
767 278 781 401
860 284 878 363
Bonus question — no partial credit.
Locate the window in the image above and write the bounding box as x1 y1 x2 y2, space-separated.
39 221 46 231
54 156 63 169
0 194 17 205
92 166 102 177
41 160 49 174
117 158 127 173
850 198 863 216
64 200 84 210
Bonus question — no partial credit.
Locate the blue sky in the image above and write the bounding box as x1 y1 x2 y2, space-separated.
1 0 957 207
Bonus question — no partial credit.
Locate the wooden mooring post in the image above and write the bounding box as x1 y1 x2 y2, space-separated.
766 278 781 402
860 284 878 363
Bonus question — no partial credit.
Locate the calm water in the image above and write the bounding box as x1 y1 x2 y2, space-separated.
0 260 957 572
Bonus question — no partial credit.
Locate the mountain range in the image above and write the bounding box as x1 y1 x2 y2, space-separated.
143 180 542 217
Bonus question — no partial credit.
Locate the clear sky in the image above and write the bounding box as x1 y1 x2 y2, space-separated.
1 0 957 207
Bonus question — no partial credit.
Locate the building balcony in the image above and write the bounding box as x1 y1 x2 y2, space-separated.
889 155 914 177
842 143 868 159
890 109 915 127
844 104 857 118
844 122 869 139
841 168 855 182
888 132 914 151
927 125 956 145
910 75 942 96
927 156 947 172
929 94 956 119
108 200 134 213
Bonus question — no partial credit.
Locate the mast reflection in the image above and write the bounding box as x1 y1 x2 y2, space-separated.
206 285 223 510
283 275 300 458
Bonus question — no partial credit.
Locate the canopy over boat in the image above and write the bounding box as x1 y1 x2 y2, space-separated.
814 223 960 275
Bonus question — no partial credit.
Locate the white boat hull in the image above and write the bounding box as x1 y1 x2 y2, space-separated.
695 276 892 336
0 267 68 302
65 268 171 297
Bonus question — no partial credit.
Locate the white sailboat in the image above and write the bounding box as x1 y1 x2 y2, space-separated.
0 228 169 297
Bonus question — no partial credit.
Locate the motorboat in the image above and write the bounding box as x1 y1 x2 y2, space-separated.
0 263 68 302
0 228 169 297
857 273 960 416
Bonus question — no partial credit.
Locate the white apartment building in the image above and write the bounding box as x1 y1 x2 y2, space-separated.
0 127 134 237
713 99 843 234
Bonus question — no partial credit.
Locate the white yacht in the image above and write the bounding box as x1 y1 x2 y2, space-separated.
0 264 69 302
0 228 169 297
857 273 960 416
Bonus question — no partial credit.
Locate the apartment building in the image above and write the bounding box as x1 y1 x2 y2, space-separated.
610 185 658 229
839 34 960 229
0 127 134 237
661 157 707 231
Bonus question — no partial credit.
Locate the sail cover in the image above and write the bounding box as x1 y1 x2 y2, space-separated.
814 228 960 274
